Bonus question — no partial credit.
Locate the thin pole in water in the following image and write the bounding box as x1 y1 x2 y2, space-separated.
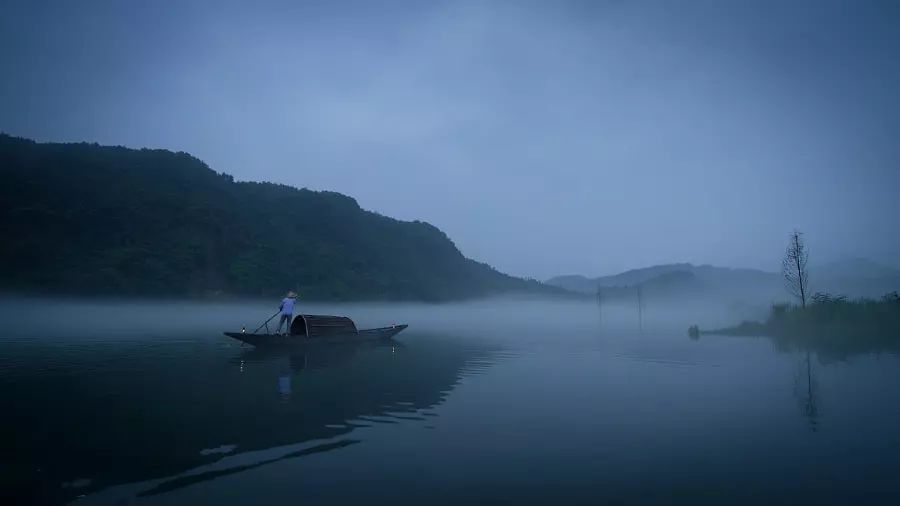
596 286 602 324
637 286 643 333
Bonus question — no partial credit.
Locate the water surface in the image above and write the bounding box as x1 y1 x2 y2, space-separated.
2 297 899 505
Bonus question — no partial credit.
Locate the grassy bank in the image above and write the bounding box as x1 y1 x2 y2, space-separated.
696 292 900 358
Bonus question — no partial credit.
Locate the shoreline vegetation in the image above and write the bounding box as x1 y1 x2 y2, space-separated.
691 292 900 358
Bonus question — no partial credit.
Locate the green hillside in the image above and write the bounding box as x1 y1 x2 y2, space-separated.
0 134 559 301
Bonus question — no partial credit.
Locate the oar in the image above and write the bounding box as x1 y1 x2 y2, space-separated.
253 311 281 334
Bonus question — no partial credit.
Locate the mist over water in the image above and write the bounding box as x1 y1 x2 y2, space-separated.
3 1 899 504
3 296 899 505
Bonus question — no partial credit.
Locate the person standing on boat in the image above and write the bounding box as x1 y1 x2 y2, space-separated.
276 291 297 335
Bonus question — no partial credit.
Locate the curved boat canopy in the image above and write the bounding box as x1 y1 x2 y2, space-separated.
289 315 358 337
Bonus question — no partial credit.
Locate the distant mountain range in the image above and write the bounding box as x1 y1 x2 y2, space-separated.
815 257 900 280
548 259 900 303
548 264 781 302
4 134 895 303
813 257 900 298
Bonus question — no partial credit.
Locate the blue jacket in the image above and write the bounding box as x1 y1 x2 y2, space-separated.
280 297 296 315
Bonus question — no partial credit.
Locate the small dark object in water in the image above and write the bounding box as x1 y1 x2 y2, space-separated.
687 325 700 340
224 314 408 348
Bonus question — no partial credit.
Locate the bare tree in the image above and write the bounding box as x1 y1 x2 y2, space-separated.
782 230 809 308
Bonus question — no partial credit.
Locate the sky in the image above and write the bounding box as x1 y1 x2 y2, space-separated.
2 0 899 279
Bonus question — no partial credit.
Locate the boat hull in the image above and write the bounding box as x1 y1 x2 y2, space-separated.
223 324 408 348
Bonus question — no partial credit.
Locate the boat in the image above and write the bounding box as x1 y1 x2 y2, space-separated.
223 314 408 348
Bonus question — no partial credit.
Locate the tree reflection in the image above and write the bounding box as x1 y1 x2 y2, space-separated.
794 350 820 432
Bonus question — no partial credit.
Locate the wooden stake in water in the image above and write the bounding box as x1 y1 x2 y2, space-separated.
596 285 602 324
637 286 643 333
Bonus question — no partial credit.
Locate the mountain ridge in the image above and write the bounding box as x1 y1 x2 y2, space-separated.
548 263 777 290
0 134 567 301
547 259 900 302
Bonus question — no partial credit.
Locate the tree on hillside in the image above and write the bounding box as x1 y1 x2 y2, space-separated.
782 230 809 308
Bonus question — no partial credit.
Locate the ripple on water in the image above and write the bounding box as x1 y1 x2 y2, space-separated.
614 352 716 368
199 445 237 456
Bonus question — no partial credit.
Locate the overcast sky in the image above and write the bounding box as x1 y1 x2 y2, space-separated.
2 0 899 279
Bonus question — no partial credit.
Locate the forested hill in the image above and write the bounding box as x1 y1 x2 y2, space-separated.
0 134 561 301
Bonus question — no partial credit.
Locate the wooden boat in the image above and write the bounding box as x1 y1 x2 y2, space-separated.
223 314 408 348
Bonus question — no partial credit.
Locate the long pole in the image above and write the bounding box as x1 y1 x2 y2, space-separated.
253 311 281 334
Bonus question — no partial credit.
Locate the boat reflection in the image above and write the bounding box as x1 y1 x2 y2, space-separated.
70 334 497 504
277 372 291 400
235 340 403 374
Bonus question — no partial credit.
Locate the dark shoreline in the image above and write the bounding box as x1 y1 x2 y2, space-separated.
691 292 900 359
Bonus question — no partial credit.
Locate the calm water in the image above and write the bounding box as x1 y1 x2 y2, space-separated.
3 297 900 505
